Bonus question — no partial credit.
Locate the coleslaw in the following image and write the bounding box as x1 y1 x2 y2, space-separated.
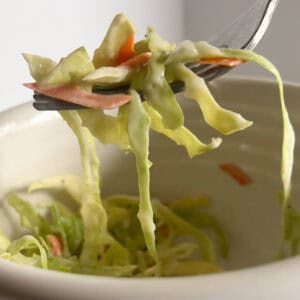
0 13 296 276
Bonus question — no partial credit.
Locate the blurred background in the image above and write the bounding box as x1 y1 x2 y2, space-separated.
0 0 298 111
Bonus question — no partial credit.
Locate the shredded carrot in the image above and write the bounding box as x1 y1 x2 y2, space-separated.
219 163 252 185
24 83 131 109
47 234 63 256
115 34 135 65
121 52 152 68
158 224 169 238
199 57 245 67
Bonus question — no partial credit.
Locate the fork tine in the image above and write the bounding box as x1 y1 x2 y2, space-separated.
33 101 85 111
33 90 144 111
199 65 231 83
209 0 280 49
179 1 280 85
190 0 280 82
33 94 85 110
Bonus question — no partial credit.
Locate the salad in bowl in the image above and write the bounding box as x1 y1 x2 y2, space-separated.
0 13 297 278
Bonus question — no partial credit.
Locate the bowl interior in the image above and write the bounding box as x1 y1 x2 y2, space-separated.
0 77 299 275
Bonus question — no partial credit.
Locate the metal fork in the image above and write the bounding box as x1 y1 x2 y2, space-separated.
33 0 280 111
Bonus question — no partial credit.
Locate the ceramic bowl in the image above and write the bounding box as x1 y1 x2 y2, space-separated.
0 78 299 300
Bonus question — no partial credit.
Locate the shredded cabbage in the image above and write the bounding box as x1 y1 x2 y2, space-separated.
220 48 295 206
140 28 184 130
49 202 83 257
218 49 295 255
144 102 222 157
168 63 253 135
28 175 83 203
127 90 159 267
8 13 296 277
7 235 48 269
83 66 132 86
93 13 136 68
22 54 56 82
41 47 95 88
78 109 130 151
60 111 109 265
8 194 51 236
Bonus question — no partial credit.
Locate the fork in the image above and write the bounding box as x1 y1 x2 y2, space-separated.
33 0 280 111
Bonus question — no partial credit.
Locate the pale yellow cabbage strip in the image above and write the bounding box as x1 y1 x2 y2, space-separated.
221 48 295 207
142 28 184 130
41 47 95 86
22 54 56 82
28 175 82 204
60 111 109 266
166 40 224 64
79 109 130 151
153 200 216 262
127 90 159 267
144 102 222 157
169 63 253 135
93 13 136 68
83 65 132 86
8 235 47 269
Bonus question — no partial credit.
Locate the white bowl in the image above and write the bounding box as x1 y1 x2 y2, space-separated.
0 78 300 299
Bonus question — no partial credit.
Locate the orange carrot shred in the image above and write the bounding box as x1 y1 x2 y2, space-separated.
47 234 63 257
115 34 135 65
219 163 252 185
159 224 169 238
24 83 131 110
121 52 152 69
199 57 245 67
